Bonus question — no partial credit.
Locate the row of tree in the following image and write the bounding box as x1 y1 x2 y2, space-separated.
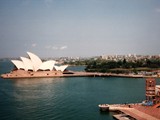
85 58 160 73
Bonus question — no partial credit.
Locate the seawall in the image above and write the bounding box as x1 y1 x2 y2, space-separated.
1 70 156 79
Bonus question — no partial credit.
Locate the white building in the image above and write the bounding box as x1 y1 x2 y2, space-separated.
11 52 68 72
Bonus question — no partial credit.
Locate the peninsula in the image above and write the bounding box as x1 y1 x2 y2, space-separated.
1 52 160 79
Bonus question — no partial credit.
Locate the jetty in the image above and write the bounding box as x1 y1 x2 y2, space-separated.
98 78 160 120
99 103 160 120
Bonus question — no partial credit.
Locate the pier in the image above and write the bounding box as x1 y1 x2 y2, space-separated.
99 103 160 120
99 78 160 120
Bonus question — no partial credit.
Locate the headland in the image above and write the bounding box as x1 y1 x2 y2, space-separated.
1 52 159 79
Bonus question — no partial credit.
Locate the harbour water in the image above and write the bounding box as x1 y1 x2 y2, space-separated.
0 61 160 120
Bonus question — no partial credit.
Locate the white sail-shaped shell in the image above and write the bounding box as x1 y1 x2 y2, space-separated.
54 65 68 72
27 52 42 71
38 60 56 71
20 57 34 71
11 60 25 70
11 52 68 72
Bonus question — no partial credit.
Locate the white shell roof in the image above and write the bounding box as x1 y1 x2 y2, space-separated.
11 60 25 70
27 52 42 71
11 52 68 72
20 57 34 71
39 60 56 71
54 65 68 72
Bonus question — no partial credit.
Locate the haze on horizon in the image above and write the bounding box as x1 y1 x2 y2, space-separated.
0 0 160 58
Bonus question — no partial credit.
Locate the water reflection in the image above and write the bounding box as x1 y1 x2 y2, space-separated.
12 78 65 86
8 78 65 102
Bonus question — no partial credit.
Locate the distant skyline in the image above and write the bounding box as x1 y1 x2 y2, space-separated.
0 0 160 58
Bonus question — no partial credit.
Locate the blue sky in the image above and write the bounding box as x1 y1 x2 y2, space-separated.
0 0 160 58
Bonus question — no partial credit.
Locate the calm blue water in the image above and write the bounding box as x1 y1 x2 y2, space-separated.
0 61 160 120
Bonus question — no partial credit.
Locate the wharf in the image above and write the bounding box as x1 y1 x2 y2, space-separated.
1 69 153 79
99 104 160 120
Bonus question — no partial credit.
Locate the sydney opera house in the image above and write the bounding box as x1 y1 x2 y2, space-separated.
11 52 68 72
1 52 69 78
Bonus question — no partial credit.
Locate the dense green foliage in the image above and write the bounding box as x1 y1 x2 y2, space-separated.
85 58 160 73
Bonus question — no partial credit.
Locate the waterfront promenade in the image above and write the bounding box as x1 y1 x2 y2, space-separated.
121 107 159 120
99 104 160 120
1 69 156 79
1 70 157 78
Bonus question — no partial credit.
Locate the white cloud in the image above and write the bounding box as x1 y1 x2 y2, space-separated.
45 45 68 50
60 46 67 50
32 43 37 47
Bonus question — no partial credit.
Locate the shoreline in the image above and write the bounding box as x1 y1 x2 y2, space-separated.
1 70 158 79
99 103 160 120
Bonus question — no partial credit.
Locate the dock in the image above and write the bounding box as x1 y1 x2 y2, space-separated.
99 104 160 120
1 69 154 79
